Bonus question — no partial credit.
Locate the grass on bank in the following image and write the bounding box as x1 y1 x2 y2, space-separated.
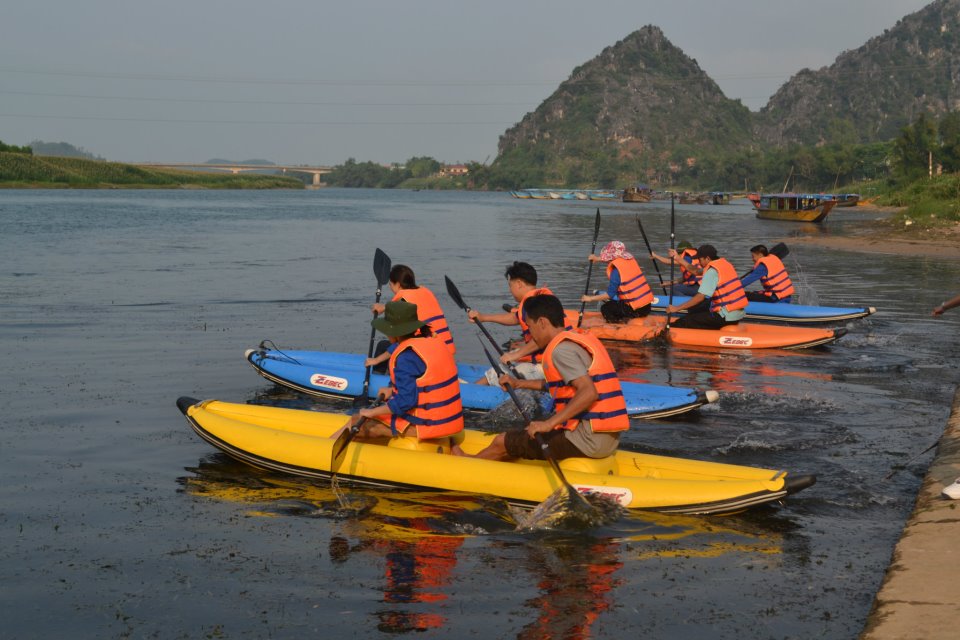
870 173 960 229
0 152 304 189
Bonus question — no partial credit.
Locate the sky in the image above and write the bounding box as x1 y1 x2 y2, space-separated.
0 0 934 165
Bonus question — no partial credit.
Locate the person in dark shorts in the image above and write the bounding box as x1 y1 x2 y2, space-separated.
452 294 629 462
580 240 654 324
666 244 748 330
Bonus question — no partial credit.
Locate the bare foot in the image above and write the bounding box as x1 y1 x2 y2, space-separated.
450 444 468 457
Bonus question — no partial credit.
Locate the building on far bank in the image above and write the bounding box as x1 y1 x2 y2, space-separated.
439 164 469 177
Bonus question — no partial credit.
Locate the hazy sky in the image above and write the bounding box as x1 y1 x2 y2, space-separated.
0 0 933 165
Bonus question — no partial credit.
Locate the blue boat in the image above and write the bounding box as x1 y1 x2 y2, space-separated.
246 347 717 419
650 295 875 324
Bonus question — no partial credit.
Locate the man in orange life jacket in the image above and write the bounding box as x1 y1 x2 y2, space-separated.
453 294 629 461
740 245 795 303
346 300 464 443
580 240 654 324
469 261 575 385
651 240 702 296
666 244 748 330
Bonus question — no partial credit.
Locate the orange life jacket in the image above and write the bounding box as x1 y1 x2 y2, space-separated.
377 336 464 439
393 286 456 355
679 248 701 286
515 286 577 364
706 257 748 314
542 331 630 433
606 258 653 309
756 254 795 300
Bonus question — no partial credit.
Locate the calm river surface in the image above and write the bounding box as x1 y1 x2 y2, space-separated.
2 188 959 639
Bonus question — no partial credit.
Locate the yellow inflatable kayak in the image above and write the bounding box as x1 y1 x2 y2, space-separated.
177 397 815 515
583 313 844 350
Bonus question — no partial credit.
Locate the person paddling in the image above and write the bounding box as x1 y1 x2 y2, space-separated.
340 300 464 444
651 240 702 296
580 240 653 325
453 294 629 461
666 244 748 329
468 261 575 385
740 244 795 303
368 264 456 371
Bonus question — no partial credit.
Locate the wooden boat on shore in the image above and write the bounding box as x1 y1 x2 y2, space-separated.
748 193 836 223
177 397 816 515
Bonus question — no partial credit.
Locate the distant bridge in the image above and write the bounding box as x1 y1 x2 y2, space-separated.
135 162 333 185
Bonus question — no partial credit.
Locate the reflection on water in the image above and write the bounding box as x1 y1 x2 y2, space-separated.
180 452 786 635
6 190 960 638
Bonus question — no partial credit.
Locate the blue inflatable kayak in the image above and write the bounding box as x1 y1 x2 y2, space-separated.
245 346 717 420
650 295 875 324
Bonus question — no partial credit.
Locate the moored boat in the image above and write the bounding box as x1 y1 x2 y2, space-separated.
582 313 845 349
245 347 717 419
650 295 876 324
622 184 652 203
748 193 836 223
177 397 816 515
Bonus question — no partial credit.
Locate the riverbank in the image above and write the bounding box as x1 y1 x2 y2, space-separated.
787 205 960 259
861 385 960 639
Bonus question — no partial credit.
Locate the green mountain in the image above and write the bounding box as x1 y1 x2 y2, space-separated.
494 26 753 187
492 0 960 188
756 0 960 146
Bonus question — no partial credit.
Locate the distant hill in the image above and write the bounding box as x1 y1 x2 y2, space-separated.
495 26 753 187
491 0 960 187
755 0 960 146
30 140 103 160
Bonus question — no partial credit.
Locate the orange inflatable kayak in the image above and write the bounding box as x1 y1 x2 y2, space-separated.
581 313 845 350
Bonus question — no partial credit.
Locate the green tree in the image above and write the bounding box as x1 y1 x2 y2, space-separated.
893 113 938 182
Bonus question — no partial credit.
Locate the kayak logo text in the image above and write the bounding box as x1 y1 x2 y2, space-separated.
575 485 633 507
310 373 349 391
719 336 753 347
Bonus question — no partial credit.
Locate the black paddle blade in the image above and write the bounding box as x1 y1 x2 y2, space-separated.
373 248 392 285
770 242 789 259
592 208 601 235
444 275 468 311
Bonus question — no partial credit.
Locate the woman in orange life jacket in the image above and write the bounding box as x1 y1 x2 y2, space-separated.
665 244 748 330
580 240 654 326
345 300 464 444
468 261 575 385
740 244 795 303
368 264 456 372
453 293 629 462
651 240 703 297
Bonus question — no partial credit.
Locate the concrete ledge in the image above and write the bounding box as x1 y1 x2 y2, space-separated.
861 387 960 639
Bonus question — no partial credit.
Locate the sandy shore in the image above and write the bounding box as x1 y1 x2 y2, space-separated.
786 206 960 259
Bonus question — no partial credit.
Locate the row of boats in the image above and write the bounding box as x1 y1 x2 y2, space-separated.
510 187 862 223
178 284 875 517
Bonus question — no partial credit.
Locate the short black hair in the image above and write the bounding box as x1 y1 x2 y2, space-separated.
696 244 718 260
390 264 418 289
750 245 769 256
504 261 537 286
522 294 565 327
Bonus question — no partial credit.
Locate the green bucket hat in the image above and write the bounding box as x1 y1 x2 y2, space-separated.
677 240 694 251
371 300 426 337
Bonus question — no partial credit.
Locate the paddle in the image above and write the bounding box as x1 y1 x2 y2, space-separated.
444 275 508 358
636 215 667 296
330 248 392 473
576 208 602 328
882 438 940 481
666 193 676 329
478 342 596 513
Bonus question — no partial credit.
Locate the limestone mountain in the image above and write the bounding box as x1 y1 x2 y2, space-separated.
494 26 753 187
492 1 960 188
756 0 960 146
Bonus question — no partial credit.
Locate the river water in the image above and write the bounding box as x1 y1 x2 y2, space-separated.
2 188 959 639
